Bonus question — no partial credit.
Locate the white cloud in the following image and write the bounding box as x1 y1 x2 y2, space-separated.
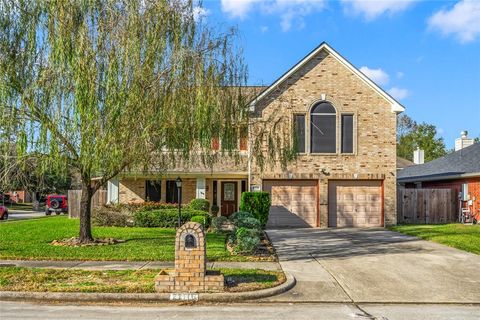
192 6 210 21
388 86 409 100
341 0 417 20
396 71 404 79
220 0 326 31
360 66 390 86
428 0 480 43
260 25 269 33
220 0 261 19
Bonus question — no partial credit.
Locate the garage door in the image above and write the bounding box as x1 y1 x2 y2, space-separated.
328 180 382 227
263 180 317 228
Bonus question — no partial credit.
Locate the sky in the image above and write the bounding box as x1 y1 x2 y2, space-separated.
198 0 480 149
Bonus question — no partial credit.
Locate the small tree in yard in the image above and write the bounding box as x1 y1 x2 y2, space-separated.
0 1 249 243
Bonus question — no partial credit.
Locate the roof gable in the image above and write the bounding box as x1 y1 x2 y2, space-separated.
250 42 405 114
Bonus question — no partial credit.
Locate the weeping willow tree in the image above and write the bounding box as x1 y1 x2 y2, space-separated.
0 0 251 243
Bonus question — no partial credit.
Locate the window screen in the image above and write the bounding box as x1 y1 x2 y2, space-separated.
294 114 306 153
311 114 336 153
310 101 336 153
341 115 353 153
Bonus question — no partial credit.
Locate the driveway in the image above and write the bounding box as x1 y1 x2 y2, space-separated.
1 209 46 222
265 228 480 303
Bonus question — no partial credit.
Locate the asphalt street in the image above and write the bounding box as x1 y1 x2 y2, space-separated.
0 301 478 320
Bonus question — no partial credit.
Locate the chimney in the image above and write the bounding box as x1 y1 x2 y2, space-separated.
455 130 474 151
413 147 424 164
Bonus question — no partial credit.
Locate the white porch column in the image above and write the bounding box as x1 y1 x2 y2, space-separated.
107 178 119 204
196 177 206 199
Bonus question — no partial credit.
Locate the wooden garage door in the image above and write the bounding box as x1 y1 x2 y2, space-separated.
263 180 317 228
328 180 382 227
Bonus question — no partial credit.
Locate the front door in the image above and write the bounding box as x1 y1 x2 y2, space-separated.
221 182 237 216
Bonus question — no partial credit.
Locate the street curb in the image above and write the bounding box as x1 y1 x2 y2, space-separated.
0 273 295 303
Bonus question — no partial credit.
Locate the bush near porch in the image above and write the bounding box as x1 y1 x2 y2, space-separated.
389 224 480 255
92 199 210 228
0 216 257 261
239 192 271 228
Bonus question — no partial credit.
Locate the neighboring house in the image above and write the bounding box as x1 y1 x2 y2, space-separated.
6 190 32 203
106 42 404 228
398 140 480 221
397 157 414 171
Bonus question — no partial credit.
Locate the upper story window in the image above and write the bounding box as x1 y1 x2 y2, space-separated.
294 114 306 153
341 114 354 153
310 101 336 153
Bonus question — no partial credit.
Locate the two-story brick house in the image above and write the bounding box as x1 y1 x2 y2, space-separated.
106 42 404 228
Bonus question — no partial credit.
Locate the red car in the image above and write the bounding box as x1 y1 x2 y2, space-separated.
45 195 68 215
0 205 8 220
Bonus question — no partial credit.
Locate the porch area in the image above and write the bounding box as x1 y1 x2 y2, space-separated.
107 175 248 216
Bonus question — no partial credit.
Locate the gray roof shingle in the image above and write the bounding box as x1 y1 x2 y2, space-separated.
397 143 480 181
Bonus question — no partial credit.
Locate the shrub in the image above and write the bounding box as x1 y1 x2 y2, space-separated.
211 216 228 232
92 205 134 227
188 199 210 212
235 217 262 230
233 227 260 253
190 215 209 228
133 202 178 212
211 204 220 216
134 208 208 228
229 211 254 224
239 192 271 228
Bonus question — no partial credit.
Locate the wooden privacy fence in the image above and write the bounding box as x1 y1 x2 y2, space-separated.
397 188 457 224
68 189 107 218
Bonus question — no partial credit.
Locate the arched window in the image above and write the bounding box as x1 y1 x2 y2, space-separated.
310 101 336 153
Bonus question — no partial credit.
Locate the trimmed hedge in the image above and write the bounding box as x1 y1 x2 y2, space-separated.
134 209 209 228
239 192 271 228
190 215 209 228
188 199 210 212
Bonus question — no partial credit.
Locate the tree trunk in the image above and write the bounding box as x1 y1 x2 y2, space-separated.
78 181 94 243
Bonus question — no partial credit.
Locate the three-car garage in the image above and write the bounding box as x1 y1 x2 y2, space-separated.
263 179 383 228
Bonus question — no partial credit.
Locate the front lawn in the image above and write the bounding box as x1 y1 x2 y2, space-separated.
0 216 246 261
0 267 285 293
389 223 480 255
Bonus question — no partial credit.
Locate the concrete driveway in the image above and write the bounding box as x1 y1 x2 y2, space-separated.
265 228 480 304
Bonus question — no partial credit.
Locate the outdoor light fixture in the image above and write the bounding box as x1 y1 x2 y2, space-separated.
176 177 182 228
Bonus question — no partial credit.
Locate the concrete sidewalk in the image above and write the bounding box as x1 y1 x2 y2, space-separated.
0 259 281 271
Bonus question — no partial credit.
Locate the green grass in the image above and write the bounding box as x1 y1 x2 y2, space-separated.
389 223 480 255
0 216 249 261
0 267 285 293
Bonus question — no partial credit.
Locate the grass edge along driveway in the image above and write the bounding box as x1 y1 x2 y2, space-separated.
389 223 480 255
0 216 247 261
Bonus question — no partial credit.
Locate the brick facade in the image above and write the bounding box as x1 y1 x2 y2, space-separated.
113 45 399 226
251 50 397 226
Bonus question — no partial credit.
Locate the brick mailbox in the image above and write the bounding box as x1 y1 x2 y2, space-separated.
155 222 224 293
